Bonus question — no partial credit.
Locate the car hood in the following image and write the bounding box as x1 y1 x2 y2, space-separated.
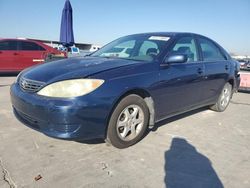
21 57 141 83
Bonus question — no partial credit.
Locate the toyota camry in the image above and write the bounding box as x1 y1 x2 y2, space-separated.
10 32 240 148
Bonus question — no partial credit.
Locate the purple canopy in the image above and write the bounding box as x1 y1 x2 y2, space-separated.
60 0 74 47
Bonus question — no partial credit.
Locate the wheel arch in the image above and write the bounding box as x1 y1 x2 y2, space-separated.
227 77 235 93
228 78 234 87
105 88 155 137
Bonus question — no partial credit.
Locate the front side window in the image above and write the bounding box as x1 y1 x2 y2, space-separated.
91 35 170 62
0 41 18 50
20 41 45 51
168 37 198 62
199 38 226 61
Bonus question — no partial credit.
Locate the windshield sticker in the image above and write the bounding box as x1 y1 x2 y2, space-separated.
148 36 170 41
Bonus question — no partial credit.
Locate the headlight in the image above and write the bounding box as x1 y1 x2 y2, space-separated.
37 79 104 98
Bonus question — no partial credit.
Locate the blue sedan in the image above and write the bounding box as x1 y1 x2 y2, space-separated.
10 32 240 148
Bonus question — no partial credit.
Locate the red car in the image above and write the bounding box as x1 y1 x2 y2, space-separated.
0 38 67 72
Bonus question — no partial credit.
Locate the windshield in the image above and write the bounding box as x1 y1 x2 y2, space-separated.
91 35 171 62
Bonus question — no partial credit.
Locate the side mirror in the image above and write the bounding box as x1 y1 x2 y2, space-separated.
164 54 188 64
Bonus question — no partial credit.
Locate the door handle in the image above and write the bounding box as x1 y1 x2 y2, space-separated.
197 68 203 74
225 65 229 70
0 51 2 54
13 52 19 55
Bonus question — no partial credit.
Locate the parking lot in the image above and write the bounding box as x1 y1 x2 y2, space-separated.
0 76 250 188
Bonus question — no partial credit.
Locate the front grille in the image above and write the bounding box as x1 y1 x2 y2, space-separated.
19 77 45 92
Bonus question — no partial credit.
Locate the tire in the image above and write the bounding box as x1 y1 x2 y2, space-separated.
210 82 232 112
106 94 149 149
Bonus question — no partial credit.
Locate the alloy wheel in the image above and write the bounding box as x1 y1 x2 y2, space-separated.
220 85 231 108
116 105 144 141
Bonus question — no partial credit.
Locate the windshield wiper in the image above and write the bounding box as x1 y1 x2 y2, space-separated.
88 56 147 62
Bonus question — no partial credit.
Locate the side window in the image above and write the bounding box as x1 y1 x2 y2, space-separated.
0 41 18 50
169 37 198 62
139 41 159 56
20 41 45 51
199 38 226 61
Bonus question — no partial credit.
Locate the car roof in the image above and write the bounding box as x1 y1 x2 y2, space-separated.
128 32 209 39
0 38 56 50
0 38 53 45
0 38 38 42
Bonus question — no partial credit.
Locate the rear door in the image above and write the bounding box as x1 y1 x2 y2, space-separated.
0 40 18 71
18 41 46 70
156 36 205 120
197 37 230 103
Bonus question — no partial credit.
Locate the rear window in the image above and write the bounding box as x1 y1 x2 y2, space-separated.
0 41 18 50
19 41 46 51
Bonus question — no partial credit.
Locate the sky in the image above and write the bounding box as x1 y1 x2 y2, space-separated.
0 0 249 55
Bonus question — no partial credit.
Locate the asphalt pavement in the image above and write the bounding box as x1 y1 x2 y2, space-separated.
0 76 250 188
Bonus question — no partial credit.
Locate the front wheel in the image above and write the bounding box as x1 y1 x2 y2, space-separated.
106 94 149 149
210 82 232 112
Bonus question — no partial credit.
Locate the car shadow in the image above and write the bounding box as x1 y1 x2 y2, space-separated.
238 89 250 94
75 138 105 145
75 107 209 146
165 138 224 188
0 72 19 77
151 107 208 132
0 84 12 87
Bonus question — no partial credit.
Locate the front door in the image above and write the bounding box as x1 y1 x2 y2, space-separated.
155 36 205 120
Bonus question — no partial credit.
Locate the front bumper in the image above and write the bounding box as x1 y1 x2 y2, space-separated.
10 83 113 140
